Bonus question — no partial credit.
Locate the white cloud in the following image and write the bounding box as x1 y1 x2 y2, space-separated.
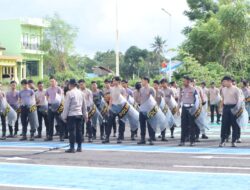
0 0 191 57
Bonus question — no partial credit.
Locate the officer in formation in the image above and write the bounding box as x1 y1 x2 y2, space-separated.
0 75 248 149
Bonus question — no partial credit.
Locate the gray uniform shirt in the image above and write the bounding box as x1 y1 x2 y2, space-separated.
221 86 240 105
6 90 19 109
19 89 35 106
45 86 62 104
139 86 155 105
179 86 197 106
61 88 87 120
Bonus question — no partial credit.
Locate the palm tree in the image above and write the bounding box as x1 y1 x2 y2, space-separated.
151 35 167 56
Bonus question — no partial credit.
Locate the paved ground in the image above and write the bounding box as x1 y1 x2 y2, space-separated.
0 121 250 189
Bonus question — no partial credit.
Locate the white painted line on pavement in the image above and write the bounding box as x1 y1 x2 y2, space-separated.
0 183 86 190
192 155 250 160
173 165 250 170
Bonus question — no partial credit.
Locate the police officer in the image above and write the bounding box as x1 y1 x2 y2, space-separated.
35 81 49 138
91 81 104 140
220 76 241 147
0 90 7 140
241 80 250 121
61 79 87 153
178 76 198 146
45 76 64 141
102 76 126 144
103 79 117 137
137 77 155 145
19 79 37 141
160 78 176 139
6 80 20 137
209 82 221 124
153 79 167 141
79 79 94 142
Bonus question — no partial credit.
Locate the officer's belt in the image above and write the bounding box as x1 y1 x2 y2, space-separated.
118 103 129 118
183 103 194 108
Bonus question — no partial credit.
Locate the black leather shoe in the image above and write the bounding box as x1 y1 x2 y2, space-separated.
0 136 6 140
231 142 237 147
35 134 42 138
19 136 27 141
148 139 154 145
190 142 195 146
76 147 82 152
161 138 168 142
65 148 75 153
137 140 146 145
102 138 110 144
117 138 122 144
44 137 53 141
88 138 93 143
219 142 226 147
178 142 185 146
201 134 208 139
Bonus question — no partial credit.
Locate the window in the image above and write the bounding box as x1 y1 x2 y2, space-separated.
26 61 39 76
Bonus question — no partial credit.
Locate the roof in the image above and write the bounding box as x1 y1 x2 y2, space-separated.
92 66 113 76
0 55 22 62
0 47 6 50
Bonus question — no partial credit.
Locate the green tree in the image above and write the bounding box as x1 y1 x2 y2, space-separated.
42 13 78 74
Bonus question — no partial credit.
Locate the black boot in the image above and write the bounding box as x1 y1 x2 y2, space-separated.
77 144 82 152
20 135 27 141
148 138 154 145
102 137 110 144
170 126 175 138
65 148 75 153
35 132 42 138
161 129 168 142
30 133 35 141
137 138 146 145
7 125 14 138
131 130 135 141
0 132 6 140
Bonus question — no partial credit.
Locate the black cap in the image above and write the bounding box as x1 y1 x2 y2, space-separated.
121 79 128 83
69 79 77 86
113 76 121 82
183 75 192 81
222 76 233 81
160 78 168 84
201 81 206 85
28 79 34 84
104 79 111 83
153 80 160 85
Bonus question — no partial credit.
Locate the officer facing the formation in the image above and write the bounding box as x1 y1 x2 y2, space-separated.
220 76 241 147
61 79 88 153
178 76 198 146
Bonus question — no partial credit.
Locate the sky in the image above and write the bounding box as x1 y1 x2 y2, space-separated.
0 0 191 57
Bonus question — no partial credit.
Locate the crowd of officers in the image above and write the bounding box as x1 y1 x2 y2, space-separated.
0 75 249 153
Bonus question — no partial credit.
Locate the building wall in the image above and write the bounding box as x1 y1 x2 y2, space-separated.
0 19 45 80
0 20 22 56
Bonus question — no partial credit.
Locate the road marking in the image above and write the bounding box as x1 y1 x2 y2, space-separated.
0 148 61 152
0 162 250 176
0 184 85 190
192 155 250 160
173 165 250 170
